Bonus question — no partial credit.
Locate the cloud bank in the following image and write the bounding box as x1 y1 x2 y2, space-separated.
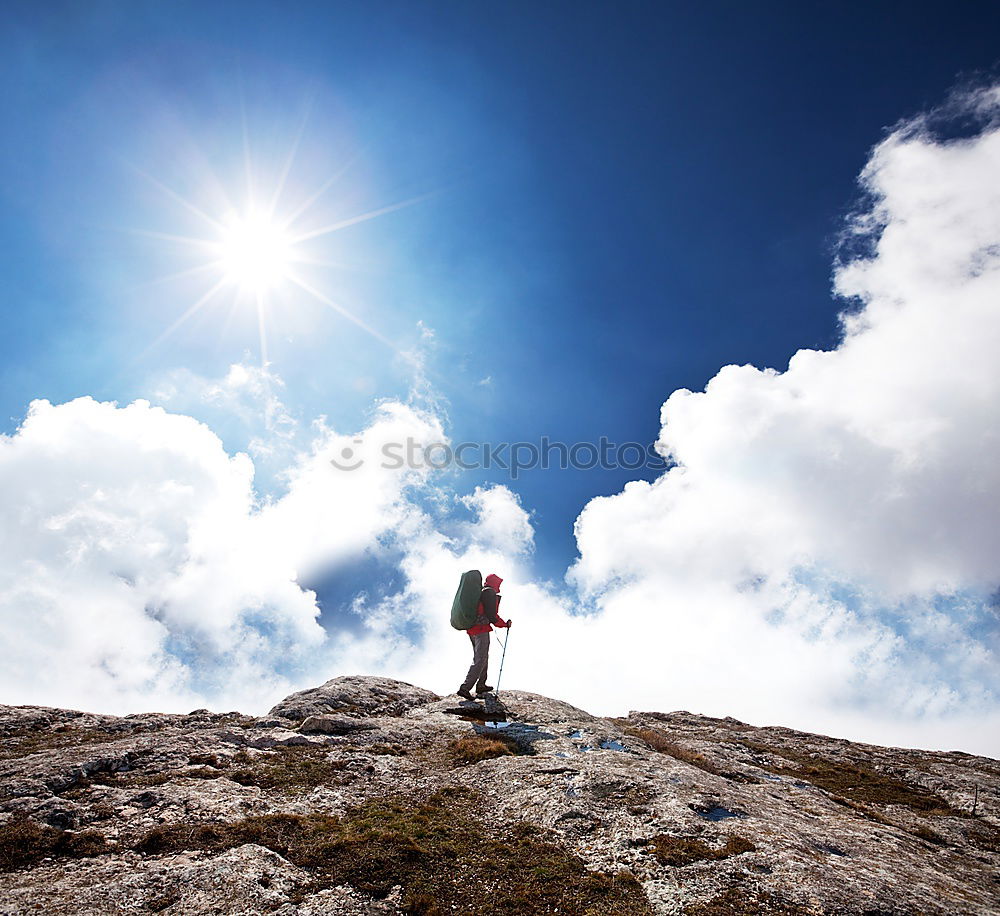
2 90 999 754
563 90 1000 751
0 388 446 713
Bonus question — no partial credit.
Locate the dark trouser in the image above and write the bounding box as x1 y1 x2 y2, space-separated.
460 632 491 692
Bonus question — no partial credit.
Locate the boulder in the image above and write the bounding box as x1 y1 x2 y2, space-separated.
267 676 438 722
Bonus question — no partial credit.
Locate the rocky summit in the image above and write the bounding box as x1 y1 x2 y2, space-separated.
0 676 997 915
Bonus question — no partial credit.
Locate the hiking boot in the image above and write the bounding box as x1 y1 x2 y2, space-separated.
457 687 476 701
476 685 494 696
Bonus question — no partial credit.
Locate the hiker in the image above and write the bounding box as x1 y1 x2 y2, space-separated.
457 573 511 700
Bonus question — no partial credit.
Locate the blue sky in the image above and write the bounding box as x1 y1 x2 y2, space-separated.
4 2 998 577
2 2 1000 752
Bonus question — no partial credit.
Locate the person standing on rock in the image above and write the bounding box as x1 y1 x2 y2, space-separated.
457 573 511 700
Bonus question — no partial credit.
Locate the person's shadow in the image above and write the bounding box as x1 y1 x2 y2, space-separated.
472 694 557 754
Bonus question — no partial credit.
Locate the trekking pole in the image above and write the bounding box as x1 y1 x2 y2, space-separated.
495 628 510 694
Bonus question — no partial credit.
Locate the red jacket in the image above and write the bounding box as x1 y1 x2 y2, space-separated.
467 575 509 635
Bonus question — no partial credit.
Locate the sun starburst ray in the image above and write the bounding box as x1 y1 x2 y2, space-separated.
255 291 269 367
240 91 256 206
129 165 227 233
124 260 222 292
287 273 397 351
267 98 314 220
280 153 360 227
125 228 220 247
285 254 360 270
220 287 244 339
290 191 436 244
136 123 435 364
138 276 229 359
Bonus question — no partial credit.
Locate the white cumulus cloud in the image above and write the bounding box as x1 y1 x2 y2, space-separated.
2 90 1000 757
0 391 445 713
563 89 1000 753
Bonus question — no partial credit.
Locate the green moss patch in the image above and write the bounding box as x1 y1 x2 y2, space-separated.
132 786 653 915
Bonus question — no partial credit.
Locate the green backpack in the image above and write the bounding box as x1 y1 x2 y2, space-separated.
450 569 483 630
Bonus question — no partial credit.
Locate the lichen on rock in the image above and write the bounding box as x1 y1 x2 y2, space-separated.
0 677 997 914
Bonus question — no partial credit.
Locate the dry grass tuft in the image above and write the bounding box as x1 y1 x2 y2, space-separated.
966 824 1000 852
68 744 350 795
129 786 653 915
739 741 961 816
683 886 810 915
651 834 756 867
447 735 516 764
0 725 127 762
623 725 723 776
0 816 108 871
225 745 349 792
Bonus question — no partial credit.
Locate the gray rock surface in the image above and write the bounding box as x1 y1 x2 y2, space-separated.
267 676 439 721
0 676 997 914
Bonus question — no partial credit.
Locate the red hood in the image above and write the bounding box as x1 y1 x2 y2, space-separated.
484 573 503 591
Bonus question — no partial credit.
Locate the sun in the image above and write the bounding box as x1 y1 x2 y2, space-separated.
216 210 294 293
132 122 433 367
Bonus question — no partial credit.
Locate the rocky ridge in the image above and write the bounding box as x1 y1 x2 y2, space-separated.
0 675 997 914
